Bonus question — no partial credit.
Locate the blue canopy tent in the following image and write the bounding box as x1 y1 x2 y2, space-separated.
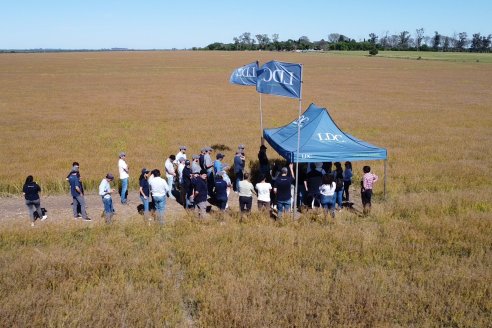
263 103 388 196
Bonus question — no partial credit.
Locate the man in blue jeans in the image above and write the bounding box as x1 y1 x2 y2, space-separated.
273 163 295 219
68 168 90 221
118 152 129 204
99 173 116 223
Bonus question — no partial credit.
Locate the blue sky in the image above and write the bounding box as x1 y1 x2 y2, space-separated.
1 0 491 49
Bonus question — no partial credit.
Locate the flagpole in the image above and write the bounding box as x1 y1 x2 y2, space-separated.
293 65 303 219
260 93 264 145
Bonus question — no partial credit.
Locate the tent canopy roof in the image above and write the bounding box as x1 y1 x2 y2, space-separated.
263 103 387 163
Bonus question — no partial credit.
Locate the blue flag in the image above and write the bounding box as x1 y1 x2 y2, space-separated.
229 61 258 86
256 61 302 99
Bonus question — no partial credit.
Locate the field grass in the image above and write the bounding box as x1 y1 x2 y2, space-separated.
0 51 491 326
0 212 490 327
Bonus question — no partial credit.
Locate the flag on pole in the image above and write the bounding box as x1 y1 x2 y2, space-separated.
229 61 259 86
256 61 302 99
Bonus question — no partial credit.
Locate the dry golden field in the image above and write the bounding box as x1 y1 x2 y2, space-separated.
1 51 491 326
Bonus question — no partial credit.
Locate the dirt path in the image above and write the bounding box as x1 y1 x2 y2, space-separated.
0 186 363 225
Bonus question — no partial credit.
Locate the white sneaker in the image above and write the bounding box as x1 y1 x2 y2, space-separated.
41 215 48 221
31 222 35 227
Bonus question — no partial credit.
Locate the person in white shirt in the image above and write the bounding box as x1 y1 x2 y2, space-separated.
238 172 256 213
118 152 129 204
177 157 186 185
319 174 336 218
174 146 187 165
148 169 170 225
255 174 272 212
99 173 116 223
164 155 176 199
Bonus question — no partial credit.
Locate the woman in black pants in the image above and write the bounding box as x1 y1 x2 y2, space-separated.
22 175 47 227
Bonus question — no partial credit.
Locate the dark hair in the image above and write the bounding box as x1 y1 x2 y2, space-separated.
170 155 176 161
25 175 34 184
153 169 161 177
244 172 250 180
344 161 352 169
139 173 146 182
322 174 334 185
258 174 266 182
363 166 371 173
72 162 79 166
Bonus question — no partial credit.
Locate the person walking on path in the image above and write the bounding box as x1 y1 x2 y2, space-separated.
22 175 47 227
238 172 256 213
139 168 151 221
118 152 130 204
165 154 176 199
255 174 272 212
273 164 295 219
319 174 336 218
68 168 90 221
148 169 170 225
99 173 116 224
361 165 378 215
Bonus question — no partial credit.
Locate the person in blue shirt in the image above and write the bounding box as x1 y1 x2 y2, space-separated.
214 172 229 212
214 153 226 174
343 161 353 202
68 168 90 221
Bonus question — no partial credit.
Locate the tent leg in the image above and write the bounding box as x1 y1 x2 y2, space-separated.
384 160 387 200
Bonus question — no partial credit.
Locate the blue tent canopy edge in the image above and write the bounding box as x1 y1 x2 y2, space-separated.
263 103 388 163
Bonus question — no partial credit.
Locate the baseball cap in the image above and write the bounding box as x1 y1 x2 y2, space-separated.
106 173 114 180
185 160 191 165
179 146 187 150
119 152 126 158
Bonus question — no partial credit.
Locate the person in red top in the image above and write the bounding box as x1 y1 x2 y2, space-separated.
361 165 378 215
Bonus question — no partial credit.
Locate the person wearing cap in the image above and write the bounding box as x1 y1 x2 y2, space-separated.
118 152 130 204
66 161 84 217
180 160 193 209
273 163 295 219
164 154 176 199
139 168 151 220
99 173 116 224
234 149 246 191
68 168 90 221
148 169 170 225
213 153 225 175
174 146 187 165
193 169 209 218
177 157 186 186
191 154 201 174
220 169 233 209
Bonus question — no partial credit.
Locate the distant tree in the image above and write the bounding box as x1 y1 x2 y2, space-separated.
456 32 468 51
471 33 483 52
415 28 425 51
432 31 441 51
482 34 492 52
271 33 279 43
328 33 340 43
298 36 312 50
379 31 390 49
442 36 451 52
368 33 378 45
255 34 270 50
398 31 411 49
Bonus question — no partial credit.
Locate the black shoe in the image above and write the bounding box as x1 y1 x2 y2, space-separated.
83 217 92 221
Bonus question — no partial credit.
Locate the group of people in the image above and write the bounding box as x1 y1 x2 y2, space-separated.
22 143 379 226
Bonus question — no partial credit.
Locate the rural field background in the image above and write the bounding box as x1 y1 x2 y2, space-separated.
0 51 491 326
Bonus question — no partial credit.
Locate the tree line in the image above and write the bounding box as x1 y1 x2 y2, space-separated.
200 30 492 53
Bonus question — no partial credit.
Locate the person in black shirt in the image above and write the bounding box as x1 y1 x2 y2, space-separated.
273 163 295 219
304 163 323 208
22 175 47 226
181 160 193 209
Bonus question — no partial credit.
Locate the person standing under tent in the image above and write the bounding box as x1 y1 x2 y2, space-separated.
361 165 378 215
164 154 176 199
319 174 337 218
273 164 295 219
333 162 344 211
343 161 353 202
99 173 116 224
258 145 271 181
304 163 323 209
148 169 170 225
118 152 130 205
22 175 48 227
68 168 90 221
